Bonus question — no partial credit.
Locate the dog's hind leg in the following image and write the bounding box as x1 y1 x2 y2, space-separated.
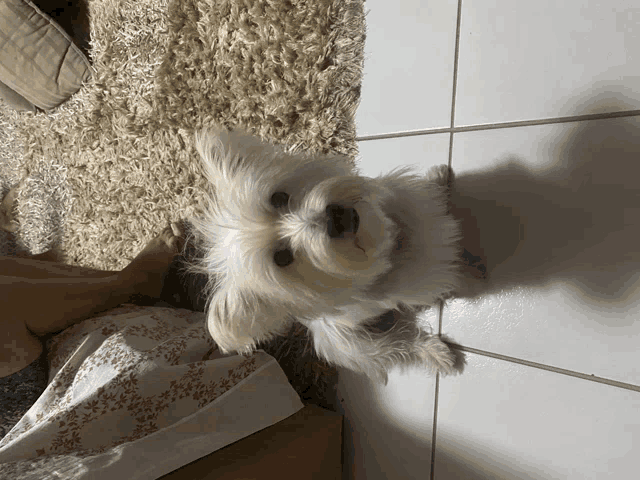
427 164 454 190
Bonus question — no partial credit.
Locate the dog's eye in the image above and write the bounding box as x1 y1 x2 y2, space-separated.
271 191 290 209
274 249 294 267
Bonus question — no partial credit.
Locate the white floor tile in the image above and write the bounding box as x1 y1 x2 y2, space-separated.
445 117 640 385
455 0 640 126
336 366 438 480
356 132 450 177
435 353 640 480
356 0 459 136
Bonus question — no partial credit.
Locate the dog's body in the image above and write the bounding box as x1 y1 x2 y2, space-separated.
186 129 464 382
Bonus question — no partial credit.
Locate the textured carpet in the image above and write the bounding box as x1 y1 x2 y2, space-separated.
1 0 366 271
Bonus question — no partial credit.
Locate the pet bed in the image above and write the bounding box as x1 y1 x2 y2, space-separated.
0 305 303 479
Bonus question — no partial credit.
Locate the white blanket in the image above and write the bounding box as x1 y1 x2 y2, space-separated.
0 305 303 479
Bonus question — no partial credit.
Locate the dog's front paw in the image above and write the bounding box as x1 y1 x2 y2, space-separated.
419 336 461 376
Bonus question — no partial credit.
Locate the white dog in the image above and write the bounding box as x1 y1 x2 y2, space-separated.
185 128 466 382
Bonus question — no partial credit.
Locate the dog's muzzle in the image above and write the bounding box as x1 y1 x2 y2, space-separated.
326 204 360 238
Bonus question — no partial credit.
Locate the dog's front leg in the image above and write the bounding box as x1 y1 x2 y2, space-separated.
303 311 461 384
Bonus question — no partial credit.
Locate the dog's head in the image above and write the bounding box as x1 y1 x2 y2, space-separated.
186 128 399 354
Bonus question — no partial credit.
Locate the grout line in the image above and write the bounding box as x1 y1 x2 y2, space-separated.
433 301 446 480
356 109 640 142
433 3 464 479
449 344 640 392
449 0 462 130
447 0 463 173
430 372 440 480
447 131 454 172
432 300 446 480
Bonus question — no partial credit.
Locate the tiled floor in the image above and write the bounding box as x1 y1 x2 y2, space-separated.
336 1 640 479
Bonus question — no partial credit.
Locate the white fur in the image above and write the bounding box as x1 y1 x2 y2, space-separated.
185 128 463 382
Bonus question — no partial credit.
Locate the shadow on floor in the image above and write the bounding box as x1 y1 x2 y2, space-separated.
452 95 640 315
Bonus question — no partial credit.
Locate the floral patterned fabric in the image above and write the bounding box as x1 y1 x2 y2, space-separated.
0 304 303 479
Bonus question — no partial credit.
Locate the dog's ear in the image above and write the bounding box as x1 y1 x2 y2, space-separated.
206 285 295 355
194 127 230 180
195 128 272 177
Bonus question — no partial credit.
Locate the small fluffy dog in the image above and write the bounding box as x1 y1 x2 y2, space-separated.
186 128 466 382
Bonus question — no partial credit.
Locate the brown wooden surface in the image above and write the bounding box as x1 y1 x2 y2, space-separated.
159 405 343 480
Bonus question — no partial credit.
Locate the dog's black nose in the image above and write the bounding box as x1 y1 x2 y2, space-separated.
326 204 360 238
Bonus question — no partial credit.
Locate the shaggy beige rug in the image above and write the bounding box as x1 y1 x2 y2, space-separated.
2 0 365 271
